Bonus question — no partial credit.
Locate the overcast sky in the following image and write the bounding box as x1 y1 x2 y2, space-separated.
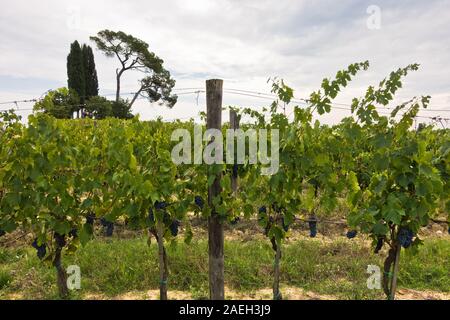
1 0 449 125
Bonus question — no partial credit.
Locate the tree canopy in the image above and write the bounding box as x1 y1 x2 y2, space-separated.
90 30 177 110
33 88 80 119
82 44 99 99
67 41 85 103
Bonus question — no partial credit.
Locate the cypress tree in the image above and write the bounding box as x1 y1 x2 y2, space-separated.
67 41 86 103
82 44 99 99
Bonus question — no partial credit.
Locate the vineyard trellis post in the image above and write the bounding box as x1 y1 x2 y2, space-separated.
230 109 239 195
206 79 225 300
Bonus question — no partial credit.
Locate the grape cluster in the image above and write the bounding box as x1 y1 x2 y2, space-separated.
0 229 5 237
100 218 114 237
374 237 384 254
308 218 317 238
169 219 181 236
398 227 414 248
155 201 168 210
230 216 240 225
257 206 267 225
106 223 114 237
69 228 78 238
86 212 96 225
194 196 204 209
54 233 66 247
346 230 357 239
32 239 46 260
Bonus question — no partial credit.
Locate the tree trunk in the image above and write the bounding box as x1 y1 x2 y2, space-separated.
115 70 122 104
389 243 401 300
129 86 144 109
273 241 282 300
156 222 168 300
383 241 401 300
53 245 69 299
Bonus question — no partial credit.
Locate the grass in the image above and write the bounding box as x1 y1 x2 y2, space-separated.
0 269 12 290
0 236 449 300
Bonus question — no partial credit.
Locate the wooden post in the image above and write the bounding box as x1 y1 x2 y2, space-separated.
206 79 224 300
230 110 239 194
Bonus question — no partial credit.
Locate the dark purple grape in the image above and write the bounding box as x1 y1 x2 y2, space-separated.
36 246 46 259
31 239 39 249
32 239 46 260
99 217 114 237
169 220 180 236
86 212 95 225
155 201 168 210
230 216 240 225
54 233 66 247
194 196 204 209
105 223 114 237
346 230 357 239
69 228 78 238
0 229 5 237
258 206 267 214
398 227 414 248
308 218 317 238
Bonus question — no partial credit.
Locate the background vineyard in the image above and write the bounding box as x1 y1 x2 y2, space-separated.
0 62 449 300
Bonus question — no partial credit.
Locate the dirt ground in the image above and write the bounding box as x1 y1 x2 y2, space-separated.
77 287 450 301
